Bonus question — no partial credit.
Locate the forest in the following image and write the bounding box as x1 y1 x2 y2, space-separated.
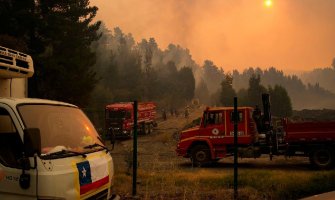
1 0 335 128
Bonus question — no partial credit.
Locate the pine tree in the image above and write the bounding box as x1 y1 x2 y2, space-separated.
0 0 101 106
268 85 293 117
247 74 267 107
195 79 210 105
28 0 101 106
202 60 224 94
220 73 236 106
177 67 195 101
138 38 158 100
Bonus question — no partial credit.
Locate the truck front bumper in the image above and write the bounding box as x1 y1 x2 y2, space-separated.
112 128 132 138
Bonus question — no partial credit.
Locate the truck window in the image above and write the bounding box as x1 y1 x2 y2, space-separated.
18 104 103 155
206 112 223 125
230 111 243 123
0 107 22 168
108 110 130 119
0 108 16 133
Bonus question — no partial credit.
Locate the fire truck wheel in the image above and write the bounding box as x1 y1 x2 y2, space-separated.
191 145 210 167
309 147 335 169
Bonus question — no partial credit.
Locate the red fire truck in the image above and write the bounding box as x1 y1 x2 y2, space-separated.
176 94 335 169
105 102 157 138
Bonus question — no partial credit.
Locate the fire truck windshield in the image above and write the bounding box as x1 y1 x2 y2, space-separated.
108 110 131 119
18 104 103 156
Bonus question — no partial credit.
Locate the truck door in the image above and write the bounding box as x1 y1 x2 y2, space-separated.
224 109 252 144
202 111 225 142
0 104 36 199
226 110 245 135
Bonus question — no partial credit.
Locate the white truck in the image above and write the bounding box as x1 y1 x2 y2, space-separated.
0 46 116 199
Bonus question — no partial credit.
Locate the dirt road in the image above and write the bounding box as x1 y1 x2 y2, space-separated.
110 106 204 173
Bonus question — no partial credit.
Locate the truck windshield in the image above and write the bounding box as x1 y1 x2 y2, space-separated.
18 104 103 156
108 110 131 119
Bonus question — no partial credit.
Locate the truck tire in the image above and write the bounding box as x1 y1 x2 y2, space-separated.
191 145 211 167
309 147 335 170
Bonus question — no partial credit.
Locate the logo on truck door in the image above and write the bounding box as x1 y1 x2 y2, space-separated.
212 128 219 135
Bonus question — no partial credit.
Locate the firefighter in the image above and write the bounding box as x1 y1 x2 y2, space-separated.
252 105 262 132
170 108 174 116
184 107 189 118
174 109 179 117
162 109 167 120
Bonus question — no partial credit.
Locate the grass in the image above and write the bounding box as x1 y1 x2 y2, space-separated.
110 109 335 199
153 130 174 144
113 165 335 200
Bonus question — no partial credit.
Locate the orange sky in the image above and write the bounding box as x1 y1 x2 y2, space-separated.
91 0 335 73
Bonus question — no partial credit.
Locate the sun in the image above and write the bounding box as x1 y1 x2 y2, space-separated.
264 0 273 7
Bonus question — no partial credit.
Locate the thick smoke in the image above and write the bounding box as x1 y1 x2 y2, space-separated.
92 0 335 72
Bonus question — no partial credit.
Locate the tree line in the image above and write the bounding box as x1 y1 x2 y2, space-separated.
90 25 195 112
301 61 335 94
231 67 335 110
219 73 292 117
1 0 334 128
0 0 101 107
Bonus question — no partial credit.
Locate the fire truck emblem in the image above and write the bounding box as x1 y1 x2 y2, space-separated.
212 128 219 135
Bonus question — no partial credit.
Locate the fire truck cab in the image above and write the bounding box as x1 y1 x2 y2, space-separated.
105 102 156 138
177 96 335 169
176 107 258 165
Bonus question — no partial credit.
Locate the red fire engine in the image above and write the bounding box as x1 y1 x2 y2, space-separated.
176 94 335 169
105 102 157 138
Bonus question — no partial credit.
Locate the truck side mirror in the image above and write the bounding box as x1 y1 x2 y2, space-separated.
19 128 40 190
23 128 41 157
203 113 207 127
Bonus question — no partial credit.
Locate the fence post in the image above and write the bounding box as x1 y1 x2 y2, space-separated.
132 101 138 196
233 97 238 200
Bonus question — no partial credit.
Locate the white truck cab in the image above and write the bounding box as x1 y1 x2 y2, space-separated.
0 46 116 199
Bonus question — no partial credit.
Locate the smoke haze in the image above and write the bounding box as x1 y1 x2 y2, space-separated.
92 0 335 72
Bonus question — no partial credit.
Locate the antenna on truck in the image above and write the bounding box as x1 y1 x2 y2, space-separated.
0 46 34 78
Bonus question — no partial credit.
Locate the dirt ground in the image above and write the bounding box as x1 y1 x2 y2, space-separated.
110 106 205 172
108 106 313 200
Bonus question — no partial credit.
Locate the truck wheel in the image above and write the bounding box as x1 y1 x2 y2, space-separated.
309 147 335 169
191 145 210 167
